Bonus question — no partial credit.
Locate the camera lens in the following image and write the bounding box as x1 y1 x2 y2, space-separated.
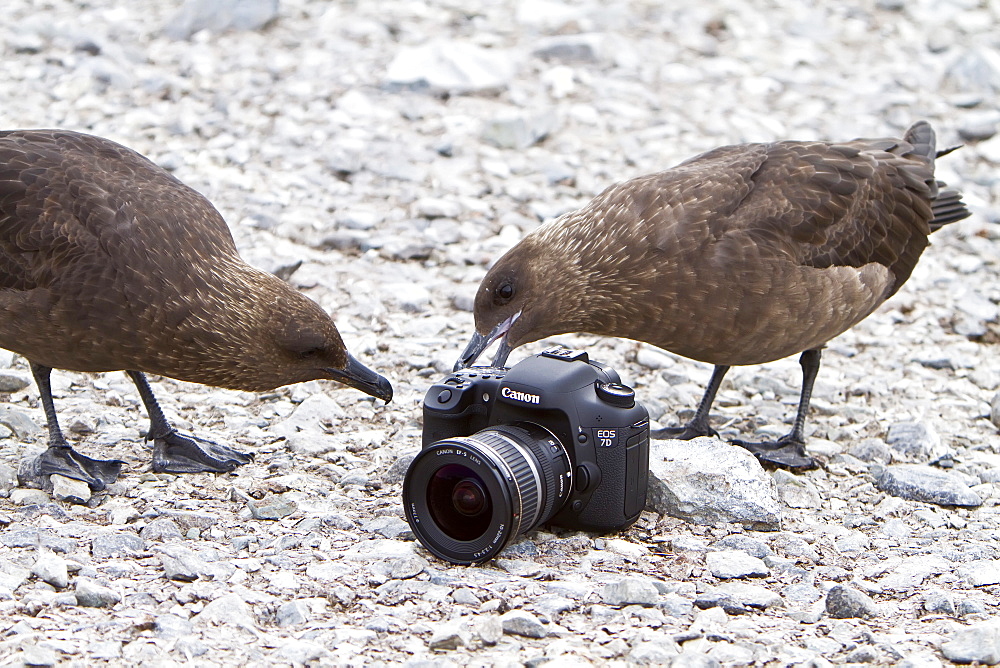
403 423 572 564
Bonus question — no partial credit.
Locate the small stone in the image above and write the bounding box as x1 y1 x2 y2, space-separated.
31 549 69 588
957 560 1000 587
923 590 956 615
958 599 989 617
661 593 694 617
0 463 17 495
671 651 722 668
602 577 660 607
193 593 256 631
879 555 950 590
75 578 121 608
158 545 207 582
772 469 822 508
712 534 773 559
481 109 559 150
711 582 783 610
248 494 298 520
942 620 1000 665
88 641 122 660
414 197 462 219
154 613 193 639
500 609 548 638
91 532 146 559
269 394 346 439
475 614 503 645
706 550 770 579
164 0 279 40
885 421 939 460
0 404 41 438
428 622 467 650
362 516 412 539
276 600 311 627
50 475 92 504
21 645 58 667
271 640 329 665
0 371 30 392
385 39 517 94
10 488 50 505
628 640 681 665
875 465 982 507
388 555 427 580
384 453 415 485
495 558 543 578
991 390 1000 429
849 439 892 464
140 518 184 542
825 584 878 619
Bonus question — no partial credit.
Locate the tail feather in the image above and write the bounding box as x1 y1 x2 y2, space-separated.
930 187 971 231
903 121 971 231
904 120 935 162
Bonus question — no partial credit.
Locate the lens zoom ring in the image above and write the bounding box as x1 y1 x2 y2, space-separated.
469 430 541 535
487 424 564 528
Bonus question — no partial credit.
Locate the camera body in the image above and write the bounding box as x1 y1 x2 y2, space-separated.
404 347 649 563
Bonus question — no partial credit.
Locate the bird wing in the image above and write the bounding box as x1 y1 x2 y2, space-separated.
0 130 240 295
611 137 938 301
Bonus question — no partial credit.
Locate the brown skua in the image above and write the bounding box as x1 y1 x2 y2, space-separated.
457 121 969 470
0 130 392 491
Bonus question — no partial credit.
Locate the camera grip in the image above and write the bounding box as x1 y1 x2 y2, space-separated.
572 433 648 531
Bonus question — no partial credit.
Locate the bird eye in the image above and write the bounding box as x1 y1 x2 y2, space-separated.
495 282 514 303
299 347 322 360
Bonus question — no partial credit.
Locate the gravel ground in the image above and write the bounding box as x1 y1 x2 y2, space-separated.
1 0 1000 666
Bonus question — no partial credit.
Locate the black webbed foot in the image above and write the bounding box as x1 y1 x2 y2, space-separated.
150 430 253 474
650 424 719 441
732 435 817 471
19 446 124 492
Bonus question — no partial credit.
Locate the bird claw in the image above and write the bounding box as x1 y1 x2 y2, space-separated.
732 436 818 472
151 431 253 474
18 446 124 492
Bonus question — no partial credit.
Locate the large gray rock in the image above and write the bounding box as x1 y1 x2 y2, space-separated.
647 438 781 530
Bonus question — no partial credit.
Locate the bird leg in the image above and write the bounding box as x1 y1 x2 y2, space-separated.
651 364 729 440
128 371 253 474
18 363 124 492
732 349 820 471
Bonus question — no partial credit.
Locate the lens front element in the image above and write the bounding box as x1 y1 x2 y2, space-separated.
427 464 492 541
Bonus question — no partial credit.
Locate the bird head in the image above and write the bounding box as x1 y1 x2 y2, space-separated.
455 235 579 371
263 290 393 403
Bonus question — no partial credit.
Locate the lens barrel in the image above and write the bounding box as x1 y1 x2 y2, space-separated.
403 423 572 564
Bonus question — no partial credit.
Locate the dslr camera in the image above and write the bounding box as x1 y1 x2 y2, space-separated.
402 347 649 564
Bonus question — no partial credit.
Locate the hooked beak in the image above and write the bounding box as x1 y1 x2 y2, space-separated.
454 312 519 371
327 354 393 403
